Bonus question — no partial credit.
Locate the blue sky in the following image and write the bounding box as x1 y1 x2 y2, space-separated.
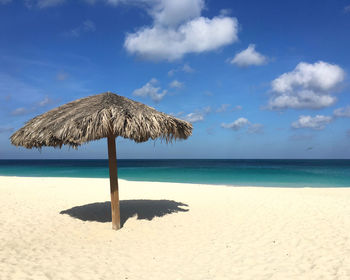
1 0 350 159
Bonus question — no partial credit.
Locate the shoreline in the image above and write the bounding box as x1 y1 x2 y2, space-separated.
1 176 350 279
0 175 274 188
1 175 350 188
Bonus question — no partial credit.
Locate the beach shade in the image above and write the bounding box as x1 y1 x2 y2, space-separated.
10 92 192 230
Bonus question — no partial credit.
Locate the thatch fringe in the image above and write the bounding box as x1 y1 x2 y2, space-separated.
11 92 192 149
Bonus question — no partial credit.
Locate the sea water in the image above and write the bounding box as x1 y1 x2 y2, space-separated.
1 159 350 187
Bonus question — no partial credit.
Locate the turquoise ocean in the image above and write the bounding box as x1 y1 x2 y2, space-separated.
1 159 350 187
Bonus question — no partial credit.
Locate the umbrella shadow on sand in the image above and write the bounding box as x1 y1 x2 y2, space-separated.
60 200 189 227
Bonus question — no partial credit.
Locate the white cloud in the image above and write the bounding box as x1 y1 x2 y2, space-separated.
169 80 183 89
268 90 336 110
125 0 239 61
183 106 211 123
221 117 263 133
268 61 345 110
291 115 333 130
151 0 205 27
221 117 249 130
125 16 238 61
333 106 350 117
230 44 267 67
184 112 205 123
85 0 204 23
272 62 344 93
133 78 167 102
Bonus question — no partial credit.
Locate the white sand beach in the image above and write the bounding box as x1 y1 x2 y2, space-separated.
1 176 350 280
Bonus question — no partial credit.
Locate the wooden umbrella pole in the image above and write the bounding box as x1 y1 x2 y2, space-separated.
107 135 121 230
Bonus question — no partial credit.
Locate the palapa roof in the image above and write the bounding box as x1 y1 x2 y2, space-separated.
11 92 192 149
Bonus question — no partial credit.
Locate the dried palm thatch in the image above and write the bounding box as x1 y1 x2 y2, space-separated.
11 92 192 148
11 92 192 231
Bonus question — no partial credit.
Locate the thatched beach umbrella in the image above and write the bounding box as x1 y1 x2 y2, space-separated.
11 92 192 230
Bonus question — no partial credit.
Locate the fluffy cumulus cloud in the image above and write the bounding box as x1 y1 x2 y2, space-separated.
221 117 263 133
291 115 333 130
124 0 239 61
230 44 267 67
133 78 167 102
333 106 350 118
268 61 345 110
